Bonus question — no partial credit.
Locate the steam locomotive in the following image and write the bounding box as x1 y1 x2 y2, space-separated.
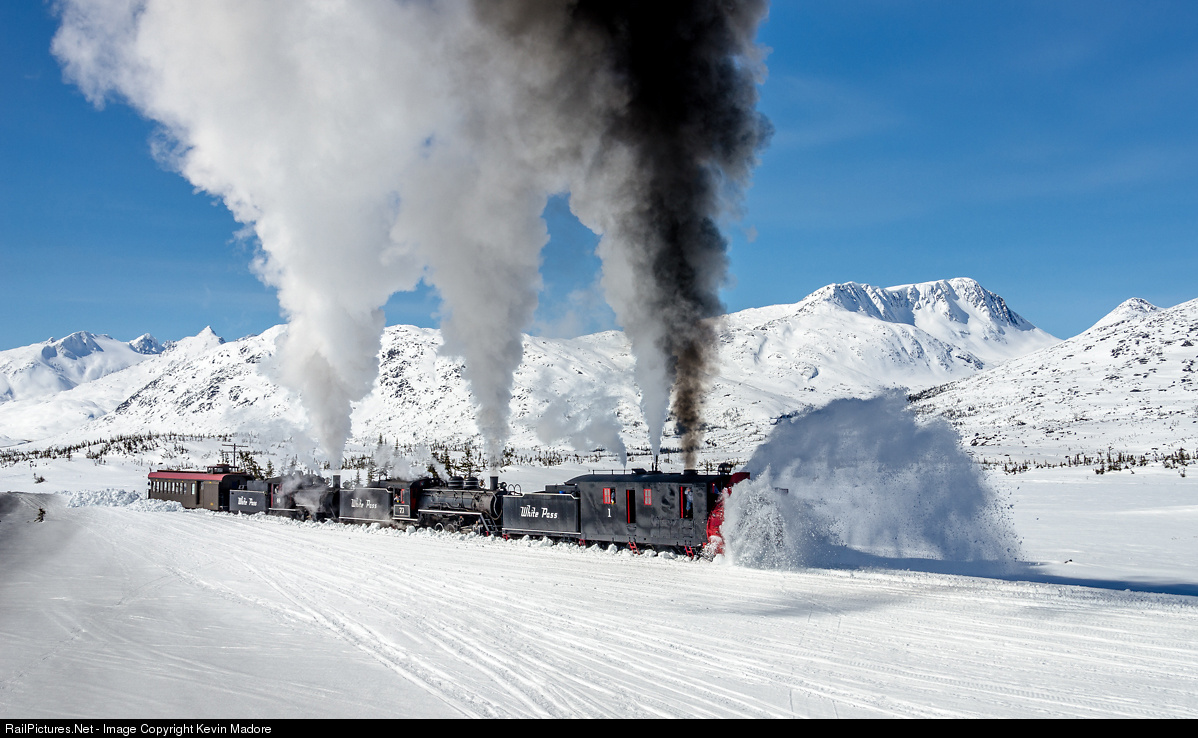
148 463 750 555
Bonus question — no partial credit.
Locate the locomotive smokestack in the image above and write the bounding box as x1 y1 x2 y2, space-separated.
490 475 500 492
332 474 341 491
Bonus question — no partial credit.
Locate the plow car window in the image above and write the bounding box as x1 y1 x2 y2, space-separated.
603 487 614 505
681 486 694 519
643 488 652 506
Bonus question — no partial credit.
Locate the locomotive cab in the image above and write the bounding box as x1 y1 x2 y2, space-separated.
266 474 339 521
373 476 504 533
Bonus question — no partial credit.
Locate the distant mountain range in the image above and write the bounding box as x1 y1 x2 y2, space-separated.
2 278 1190 461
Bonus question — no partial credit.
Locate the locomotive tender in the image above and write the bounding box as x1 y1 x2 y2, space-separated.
149 464 750 554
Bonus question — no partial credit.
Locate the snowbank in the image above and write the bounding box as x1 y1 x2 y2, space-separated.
65 488 182 512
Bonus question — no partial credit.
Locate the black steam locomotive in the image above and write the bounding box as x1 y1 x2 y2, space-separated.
150 465 751 555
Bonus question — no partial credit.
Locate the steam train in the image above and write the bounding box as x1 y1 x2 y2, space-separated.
148 463 751 555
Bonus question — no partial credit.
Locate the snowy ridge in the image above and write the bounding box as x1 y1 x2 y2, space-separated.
913 298 1198 455
0 329 222 444
0 331 164 405
2 278 1058 457
1091 297 1161 330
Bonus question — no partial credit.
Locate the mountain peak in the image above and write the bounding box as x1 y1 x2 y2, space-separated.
804 277 1036 333
1091 297 1160 330
44 332 107 361
128 334 165 355
197 326 226 344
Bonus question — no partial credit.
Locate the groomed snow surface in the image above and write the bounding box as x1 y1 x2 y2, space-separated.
2 461 1196 718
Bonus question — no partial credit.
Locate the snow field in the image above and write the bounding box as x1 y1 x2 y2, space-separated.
2 490 1198 718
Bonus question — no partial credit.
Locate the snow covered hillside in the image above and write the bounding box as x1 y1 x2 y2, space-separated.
0 329 223 445
0 331 163 405
0 278 1057 460
912 297 1198 456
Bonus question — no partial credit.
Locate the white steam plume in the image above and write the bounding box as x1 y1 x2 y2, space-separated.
535 395 628 465
51 1 592 468
53 1 446 464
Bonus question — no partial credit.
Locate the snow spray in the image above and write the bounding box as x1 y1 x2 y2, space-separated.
723 393 1020 571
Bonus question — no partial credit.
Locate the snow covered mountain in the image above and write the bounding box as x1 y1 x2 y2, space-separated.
0 329 220 445
912 297 1198 456
0 331 164 404
1 278 1058 458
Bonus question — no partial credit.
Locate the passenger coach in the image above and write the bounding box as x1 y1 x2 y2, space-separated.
148 464 256 511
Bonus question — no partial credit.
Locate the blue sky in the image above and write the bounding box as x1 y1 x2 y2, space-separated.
2 0 1196 348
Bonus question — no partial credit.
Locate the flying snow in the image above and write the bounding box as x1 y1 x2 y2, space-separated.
723 394 1021 571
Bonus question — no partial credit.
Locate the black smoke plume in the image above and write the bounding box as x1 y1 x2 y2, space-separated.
559 1 772 466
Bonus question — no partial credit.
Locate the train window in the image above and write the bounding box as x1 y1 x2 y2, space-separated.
681 486 694 519
626 490 636 525
643 488 652 506
603 487 614 505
